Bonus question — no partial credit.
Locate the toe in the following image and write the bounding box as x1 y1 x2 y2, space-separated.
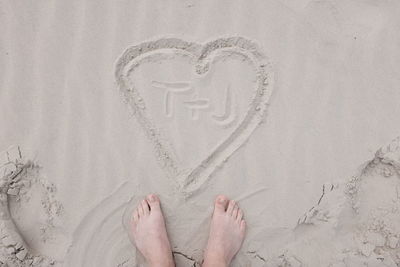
240 220 246 233
227 200 236 215
138 202 144 217
232 204 239 219
141 199 150 215
236 209 243 223
133 209 139 222
146 194 161 211
214 195 229 214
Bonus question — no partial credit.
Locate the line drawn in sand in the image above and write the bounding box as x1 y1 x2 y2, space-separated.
151 81 193 118
182 92 210 121
65 182 139 267
115 37 274 195
211 85 237 127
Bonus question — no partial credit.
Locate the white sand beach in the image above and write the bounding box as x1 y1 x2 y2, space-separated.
1 0 400 266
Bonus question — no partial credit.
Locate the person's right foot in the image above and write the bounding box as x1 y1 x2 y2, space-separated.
203 195 246 267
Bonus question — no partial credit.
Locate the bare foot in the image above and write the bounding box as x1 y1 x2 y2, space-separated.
203 195 246 267
131 194 175 267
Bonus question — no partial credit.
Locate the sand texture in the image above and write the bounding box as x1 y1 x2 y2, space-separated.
1 0 400 266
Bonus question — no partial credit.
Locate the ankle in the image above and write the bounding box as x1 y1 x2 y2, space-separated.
149 261 175 267
148 255 175 267
203 255 228 267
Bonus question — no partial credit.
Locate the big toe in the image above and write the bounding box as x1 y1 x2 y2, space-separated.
214 195 229 213
146 194 161 211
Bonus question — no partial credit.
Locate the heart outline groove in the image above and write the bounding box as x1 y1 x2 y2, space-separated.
115 37 274 195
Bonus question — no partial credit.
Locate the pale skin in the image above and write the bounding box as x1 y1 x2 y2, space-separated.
131 194 246 267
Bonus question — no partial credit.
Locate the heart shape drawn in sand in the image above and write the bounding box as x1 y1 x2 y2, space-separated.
115 37 273 194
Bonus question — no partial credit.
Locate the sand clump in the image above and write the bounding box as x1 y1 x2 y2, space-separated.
0 147 64 267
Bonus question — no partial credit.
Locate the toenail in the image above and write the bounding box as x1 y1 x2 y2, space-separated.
218 197 225 203
149 195 155 202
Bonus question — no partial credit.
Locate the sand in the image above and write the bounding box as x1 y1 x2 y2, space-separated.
1 0 400 266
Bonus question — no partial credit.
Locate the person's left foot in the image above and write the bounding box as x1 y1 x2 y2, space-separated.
131 194 175 267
